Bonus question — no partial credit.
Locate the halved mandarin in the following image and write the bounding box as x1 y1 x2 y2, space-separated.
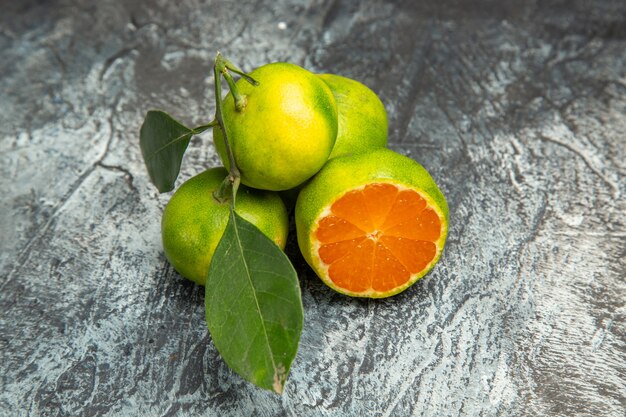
296 149 448 298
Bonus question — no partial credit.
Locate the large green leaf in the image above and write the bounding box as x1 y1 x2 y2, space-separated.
139 110 195 193
205 210 304 394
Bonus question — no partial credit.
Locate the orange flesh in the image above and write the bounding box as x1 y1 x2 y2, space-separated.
314 183 442 293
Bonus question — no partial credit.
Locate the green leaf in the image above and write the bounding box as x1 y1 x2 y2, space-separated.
205 210 304 394
139 110 194 193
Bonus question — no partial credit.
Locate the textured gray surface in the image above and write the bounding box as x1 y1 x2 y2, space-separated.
1 0 625 416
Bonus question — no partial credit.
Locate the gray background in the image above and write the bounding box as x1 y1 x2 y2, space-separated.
1 0 624 416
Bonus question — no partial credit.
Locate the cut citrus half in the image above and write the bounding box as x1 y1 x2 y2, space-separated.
296 149 448 298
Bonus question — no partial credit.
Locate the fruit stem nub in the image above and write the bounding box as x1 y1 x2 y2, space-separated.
215 53 259 112
223 71 247 112
213 173 241 205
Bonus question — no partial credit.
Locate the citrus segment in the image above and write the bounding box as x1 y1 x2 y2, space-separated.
361 183 398 228
315 216 365 243
318 237 366 263
313 183 443 295
384 208 441 241
370 242 408 292
380 190 428 229
327 239 373 293
329 191 373 231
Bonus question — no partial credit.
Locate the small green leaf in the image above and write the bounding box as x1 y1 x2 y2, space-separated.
205 210 303 394
139 110 194 193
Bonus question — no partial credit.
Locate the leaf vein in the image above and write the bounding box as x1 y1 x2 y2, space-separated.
231 213 279 376
145 131 191 161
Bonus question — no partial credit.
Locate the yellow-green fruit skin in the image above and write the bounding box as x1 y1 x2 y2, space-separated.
317 74 388 159
295 148 449 297
162 167 289 286
214 62 338 191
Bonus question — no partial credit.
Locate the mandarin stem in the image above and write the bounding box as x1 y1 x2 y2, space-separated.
223 71 246 112
212 53 240 204
223 58 259 86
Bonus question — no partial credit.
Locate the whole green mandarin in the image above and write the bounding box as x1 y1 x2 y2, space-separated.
214 62 338 191
317 73 388 159
162 167 289 285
